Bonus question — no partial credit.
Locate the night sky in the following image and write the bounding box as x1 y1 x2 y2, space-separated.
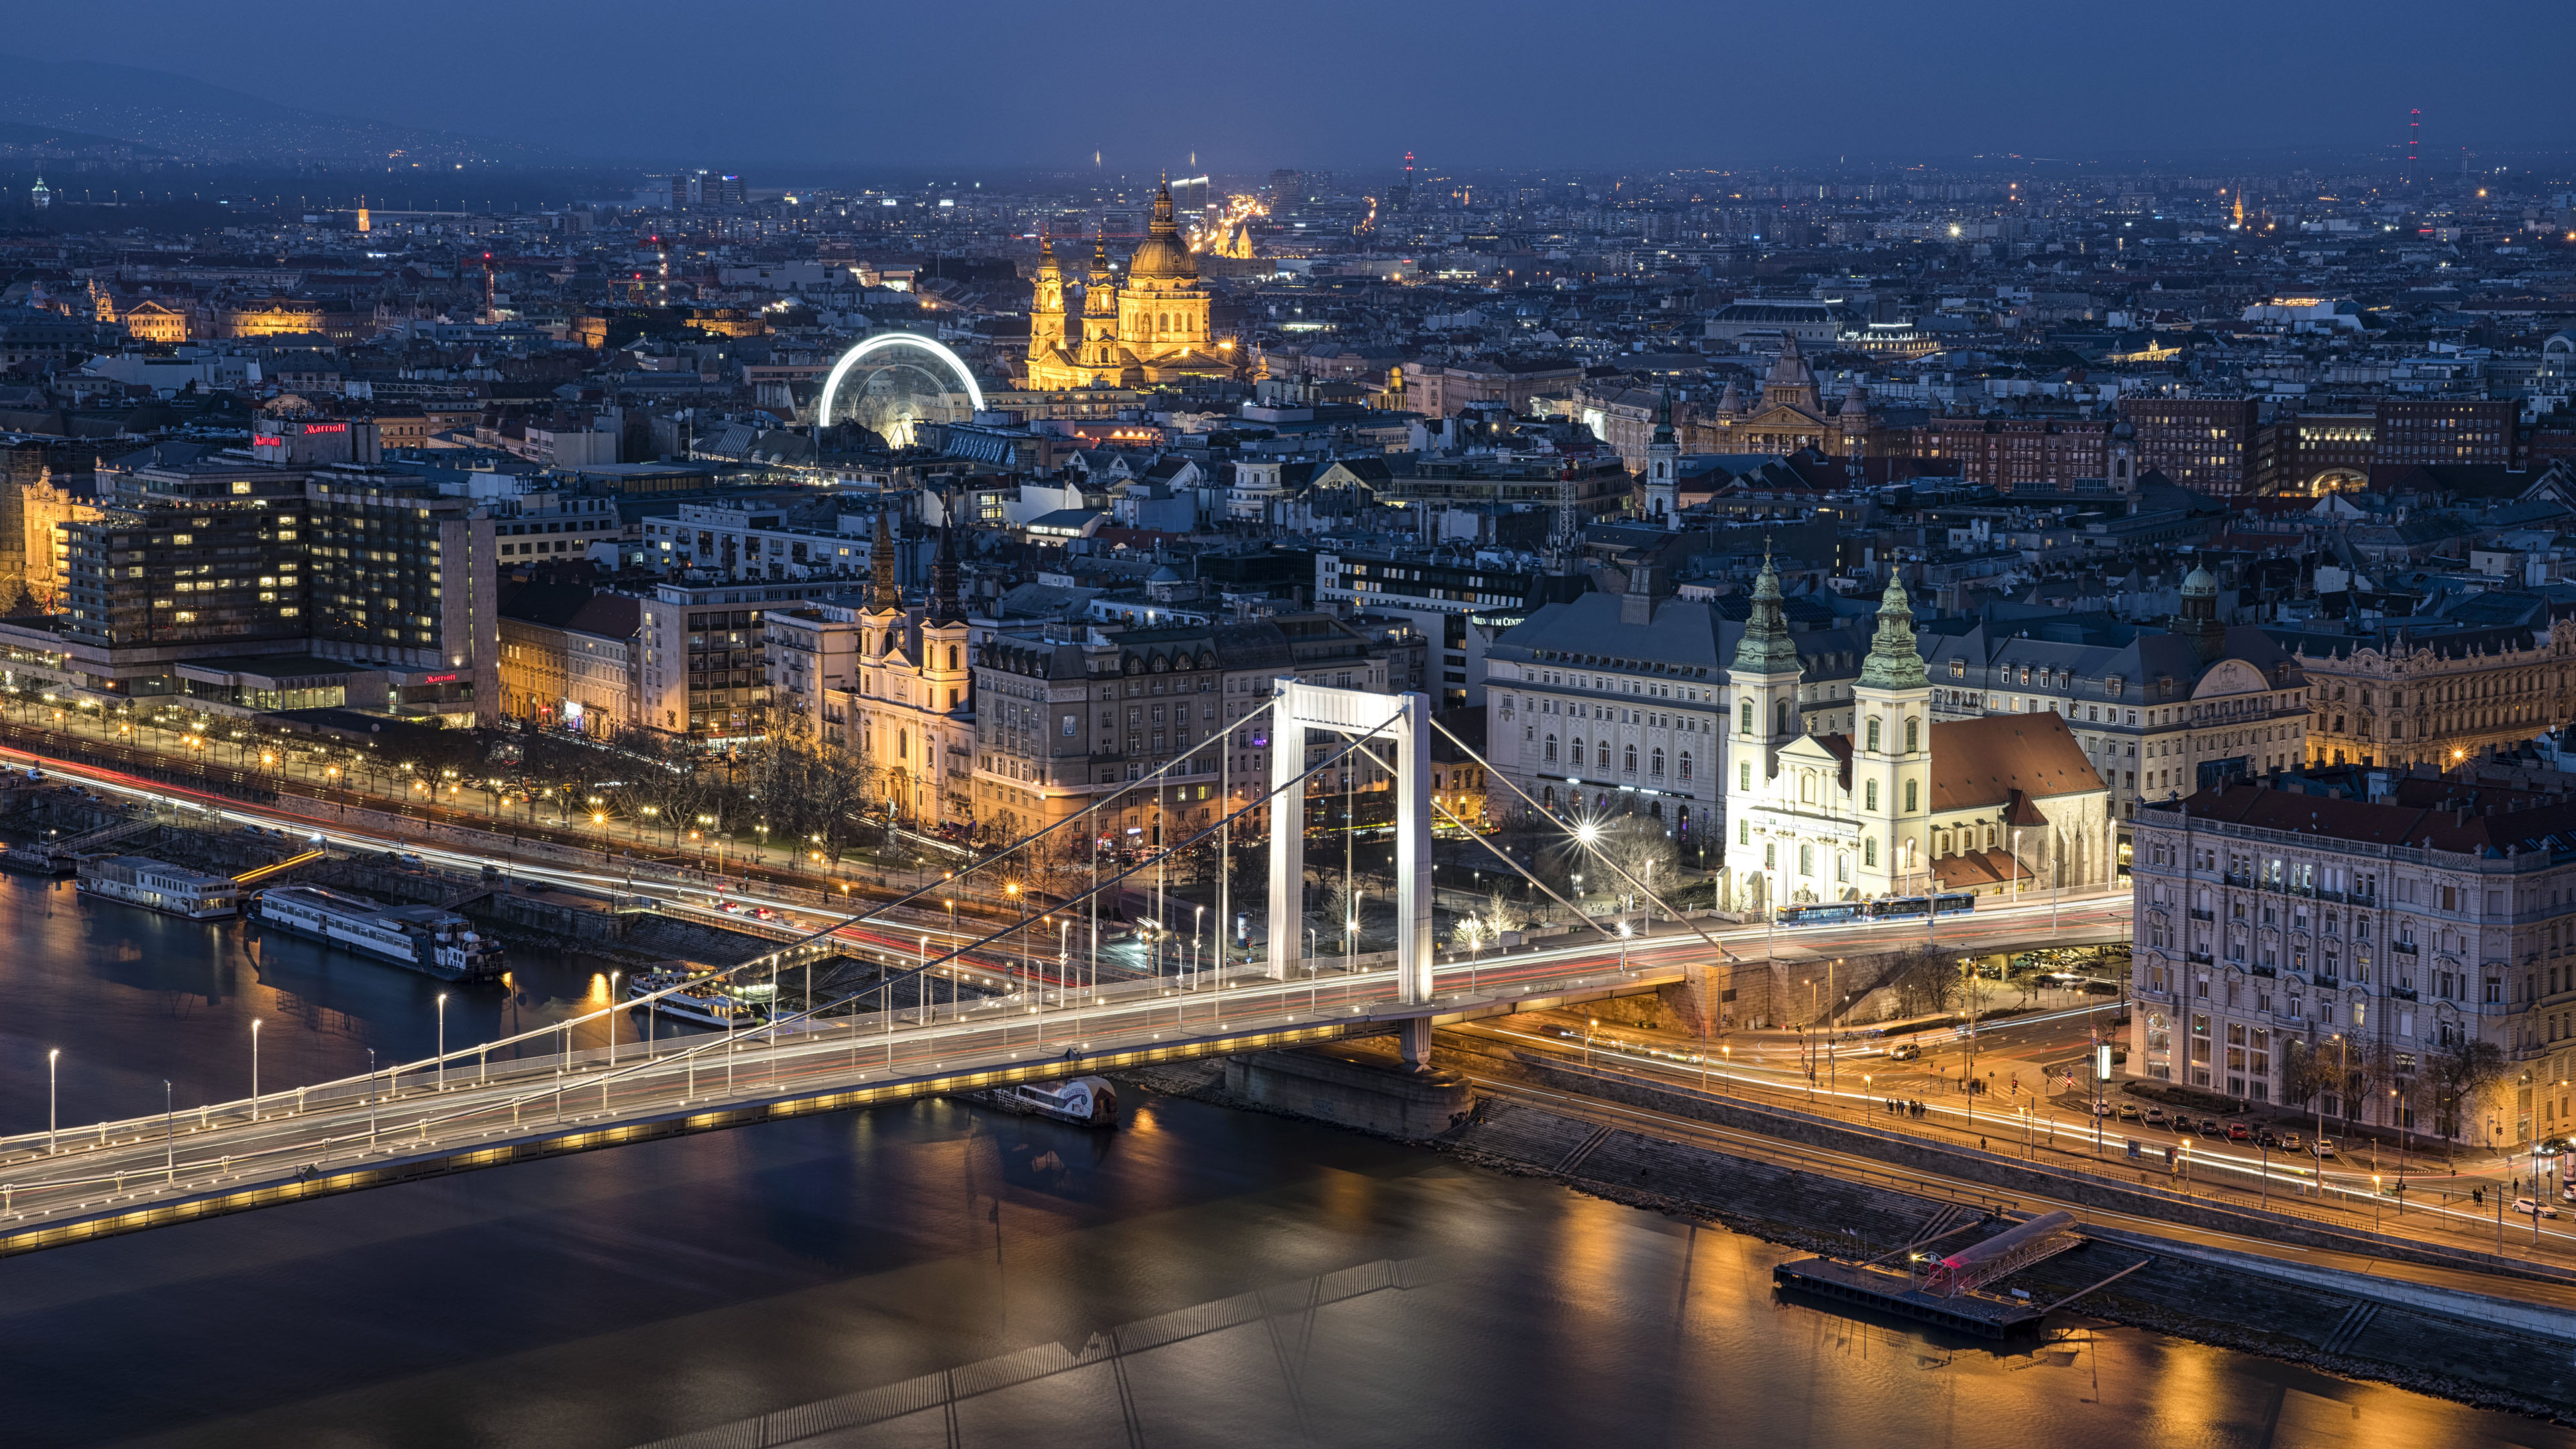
5 0 2569 172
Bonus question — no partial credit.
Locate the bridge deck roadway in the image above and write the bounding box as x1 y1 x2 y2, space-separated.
0 894 2126 1260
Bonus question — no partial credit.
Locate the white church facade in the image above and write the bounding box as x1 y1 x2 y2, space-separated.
1721 564 2113 912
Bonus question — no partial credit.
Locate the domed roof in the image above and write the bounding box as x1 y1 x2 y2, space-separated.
2181 566 2218 594
1764 334 1815 390
1127 177 1197 280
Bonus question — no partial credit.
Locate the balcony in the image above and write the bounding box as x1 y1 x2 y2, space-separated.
2316 975 2341 989
2391 985 2419 1001
2316 888 2345 904
2392 941 2419 955
2190 908 2215 922
2222 872 2253 888
2188 951 2214 965
2251 964 2278 978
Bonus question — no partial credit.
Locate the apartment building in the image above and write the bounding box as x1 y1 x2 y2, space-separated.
2290 623 2576 771
2132 773 2576 1146
972 612 1423 847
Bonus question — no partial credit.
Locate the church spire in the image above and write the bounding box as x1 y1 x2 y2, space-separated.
1729 549 1799 674
869 500 901 612
1858 572 1927 690
928 525 964 624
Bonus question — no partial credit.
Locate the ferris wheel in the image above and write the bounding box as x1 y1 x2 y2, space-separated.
813 332 985 449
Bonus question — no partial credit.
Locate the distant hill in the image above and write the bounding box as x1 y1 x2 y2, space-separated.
0 53 547 166
0 118 176 158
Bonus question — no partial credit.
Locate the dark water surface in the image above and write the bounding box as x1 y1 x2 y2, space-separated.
0 874 2565 1448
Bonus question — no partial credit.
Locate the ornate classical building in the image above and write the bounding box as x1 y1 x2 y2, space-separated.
843 514 976 828
2292 621 2576 771
1686 335 1899 466
1022 179 1234 390
1722 567 2110 910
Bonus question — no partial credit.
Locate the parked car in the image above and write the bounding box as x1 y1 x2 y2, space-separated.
2198 1118 2226 1138
2226 1123 2253 1142
2116 1104 2141 1121
2312 1138 2339 1159
2277 1132 2304 1152
2142 1107 2169 1127
2092 1101 2116 1118
2512 1197 2560 1220
2255 1129 2281 1149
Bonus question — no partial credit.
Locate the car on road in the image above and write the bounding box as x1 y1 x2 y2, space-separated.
2142 1107 2168 1128
2312 1138 2339 1159
2512 1197 2561 1220
2116 1104 2141 1121
2226 1123 2253 1142
1886 1043 1921 1062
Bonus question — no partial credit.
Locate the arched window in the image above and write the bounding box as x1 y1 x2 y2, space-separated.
1544 735 1558 763
1800 773 1814 803
1836 852 1849 883
1678 751 1692 781
1739 761 1752 790
1799 843 1814 876
1904 780 1919 812
1864 837 1878 867
1570 737 1584 767
1650 749 1666 777
1864 780 1878 811
883 630 898 654
947 645 959 669
1739 700 1753 736
1597 741 1611 769
1623 744 1638 774
1905 717 1919 753
1866 718 1882 751
1776 700 1790 733
897 730 909 759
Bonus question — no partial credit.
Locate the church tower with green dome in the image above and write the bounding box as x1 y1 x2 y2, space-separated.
1852 572 1933 900
1722 552 1803 910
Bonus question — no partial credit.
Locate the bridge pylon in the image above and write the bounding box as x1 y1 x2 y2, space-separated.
1264 679 1434 1056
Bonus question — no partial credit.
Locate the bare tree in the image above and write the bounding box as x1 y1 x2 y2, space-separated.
1882 947 1964 1020
2426 1035 2509 1166
1593 816 1676 914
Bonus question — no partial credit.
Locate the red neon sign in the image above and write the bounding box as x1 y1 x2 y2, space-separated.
301 422 347 434
420 672 459 684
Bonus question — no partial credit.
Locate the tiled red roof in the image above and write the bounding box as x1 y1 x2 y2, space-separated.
1928 712 2103 812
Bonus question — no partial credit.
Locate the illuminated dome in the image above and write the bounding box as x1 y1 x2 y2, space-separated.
1127 178 1196 280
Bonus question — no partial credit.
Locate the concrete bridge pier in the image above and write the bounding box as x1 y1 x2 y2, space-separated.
1399 1017 1432 1067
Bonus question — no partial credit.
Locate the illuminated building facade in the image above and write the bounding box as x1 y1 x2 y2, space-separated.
1022 179 1232 389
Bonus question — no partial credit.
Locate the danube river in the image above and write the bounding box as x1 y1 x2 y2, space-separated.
0 873 2563 1448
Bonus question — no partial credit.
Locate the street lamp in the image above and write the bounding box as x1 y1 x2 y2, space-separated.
436 993 448 1090
46 1048 58 1153
250 1018 262 1120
